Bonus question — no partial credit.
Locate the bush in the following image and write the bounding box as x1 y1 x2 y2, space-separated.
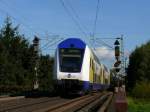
131 81 150 99
0 85 32 96
128 97 150 112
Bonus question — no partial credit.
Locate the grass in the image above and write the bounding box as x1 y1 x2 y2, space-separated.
128 97 150 112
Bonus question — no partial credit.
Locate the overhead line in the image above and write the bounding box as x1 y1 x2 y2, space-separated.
59 0 88 38
93 0 100 37
0 9 40 39
41 38 64 51
40 38 57 50
0 1 40 38
91 0 115 51
65 0 89 35
95 38 114 49
96 39 114 49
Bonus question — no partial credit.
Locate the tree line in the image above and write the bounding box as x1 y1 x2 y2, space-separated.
0 18 54 95
127 40 150 98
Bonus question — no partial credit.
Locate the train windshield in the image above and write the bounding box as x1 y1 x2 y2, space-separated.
59 48 84 72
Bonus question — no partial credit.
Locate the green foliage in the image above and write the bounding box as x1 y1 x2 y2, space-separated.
127 41 150 91
131 81 150 99
38 55 54 92
128 97 150 112
0 17 35 93
0 17 54 95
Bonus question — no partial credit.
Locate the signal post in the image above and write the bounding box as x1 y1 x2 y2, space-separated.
114 37 127 112
33 36 40 90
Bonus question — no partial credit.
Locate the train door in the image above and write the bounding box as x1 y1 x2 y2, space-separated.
93 61 96 83
89 58 94 83
103 70 105 84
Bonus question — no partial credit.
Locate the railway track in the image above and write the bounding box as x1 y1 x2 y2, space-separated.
0 92 113 112
0 97 69 112
46 92 113 112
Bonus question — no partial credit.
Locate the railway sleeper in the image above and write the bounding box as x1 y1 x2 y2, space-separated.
77 92 112 112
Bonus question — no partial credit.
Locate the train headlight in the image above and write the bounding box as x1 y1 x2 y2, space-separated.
68 74 71 78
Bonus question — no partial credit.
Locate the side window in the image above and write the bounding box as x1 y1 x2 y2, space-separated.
90 58 92 68
92 60 94 70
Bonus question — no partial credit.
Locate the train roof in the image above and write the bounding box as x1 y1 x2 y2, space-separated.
58 38 86 49
104 65 109 72
90 48 101 65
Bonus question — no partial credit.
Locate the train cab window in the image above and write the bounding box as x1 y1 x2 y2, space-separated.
59 48 84 72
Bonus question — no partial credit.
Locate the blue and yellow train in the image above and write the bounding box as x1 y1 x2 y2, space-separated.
53 38 110 95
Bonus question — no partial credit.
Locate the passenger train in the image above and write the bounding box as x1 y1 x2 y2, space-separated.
53 38 110 95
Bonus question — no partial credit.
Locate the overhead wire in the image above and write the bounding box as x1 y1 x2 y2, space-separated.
96 39 114 49
0 0 115 54
65 0 89 36
39 33 65 51
40 37 58 50
0 1 40 38
0 0 61 52
59 0 88 38
93 0 100 38
40 0 89 52
90 0 116 60
91 0 114 50
41 38 64 51
0 9 40 40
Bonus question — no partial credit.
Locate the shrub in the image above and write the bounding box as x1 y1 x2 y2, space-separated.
131 81 150 99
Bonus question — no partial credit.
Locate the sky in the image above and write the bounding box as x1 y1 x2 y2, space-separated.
0 0 150 67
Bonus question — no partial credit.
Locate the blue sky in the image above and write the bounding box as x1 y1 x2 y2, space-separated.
0 0 150 67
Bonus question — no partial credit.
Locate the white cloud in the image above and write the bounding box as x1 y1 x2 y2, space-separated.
94 46 114 60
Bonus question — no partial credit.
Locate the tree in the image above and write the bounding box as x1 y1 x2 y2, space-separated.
127 41 150 91
0 17 55 94
38 55 54 91
0 17 36 93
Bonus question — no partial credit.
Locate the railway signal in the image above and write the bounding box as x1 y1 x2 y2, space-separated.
33 36 40 89
33 36 39 52
114 40 120 60
114 60 121 67
115 68 120 73
115 46 120 59
114 39 121 72
114 39 120 45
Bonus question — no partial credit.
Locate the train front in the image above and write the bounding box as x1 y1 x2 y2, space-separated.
53 38 86 95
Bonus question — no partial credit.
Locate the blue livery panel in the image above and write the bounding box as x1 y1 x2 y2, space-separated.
58 38 86 49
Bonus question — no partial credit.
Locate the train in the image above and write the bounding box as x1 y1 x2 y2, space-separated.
53 38 110 95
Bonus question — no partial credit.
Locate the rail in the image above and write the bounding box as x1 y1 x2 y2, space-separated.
0 92 113 112
47 92 113 112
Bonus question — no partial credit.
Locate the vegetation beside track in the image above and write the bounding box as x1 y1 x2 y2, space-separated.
0 17 54 96
127 40 150 91
126 38 150 112
128 97 150 112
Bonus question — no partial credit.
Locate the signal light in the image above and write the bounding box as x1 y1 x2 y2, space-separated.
33 36 39 52
115 68 120 72
115 46 120 56
114 40 120 45
115 56 119 61
33 36 39 46
114 60 121 67
114 39 121 73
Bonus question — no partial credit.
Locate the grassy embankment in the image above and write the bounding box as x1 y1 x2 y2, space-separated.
128 97 150 112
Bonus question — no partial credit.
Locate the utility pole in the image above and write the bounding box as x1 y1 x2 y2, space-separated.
33 36 40 90
120 35 125 75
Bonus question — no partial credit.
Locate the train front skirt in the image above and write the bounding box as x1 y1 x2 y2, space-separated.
54 79 109 95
